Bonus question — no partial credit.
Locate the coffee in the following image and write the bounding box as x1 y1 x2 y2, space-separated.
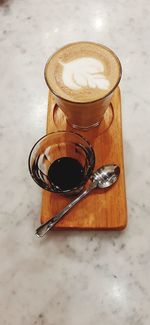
48 157 84 191
44 42 122 129
45 42 121 103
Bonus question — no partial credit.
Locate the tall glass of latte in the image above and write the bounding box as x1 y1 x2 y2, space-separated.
44 42 122 130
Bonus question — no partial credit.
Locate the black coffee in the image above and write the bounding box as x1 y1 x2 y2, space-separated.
48 157 84 191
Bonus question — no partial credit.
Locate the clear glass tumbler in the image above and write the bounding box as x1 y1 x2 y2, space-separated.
28 131 95 195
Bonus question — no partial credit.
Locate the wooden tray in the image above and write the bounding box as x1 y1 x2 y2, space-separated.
41 87 127 230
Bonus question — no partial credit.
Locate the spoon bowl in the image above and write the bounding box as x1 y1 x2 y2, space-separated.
92 164 120 188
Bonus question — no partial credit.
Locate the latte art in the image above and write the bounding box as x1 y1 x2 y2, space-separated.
60 57 110 90
45 42 121 103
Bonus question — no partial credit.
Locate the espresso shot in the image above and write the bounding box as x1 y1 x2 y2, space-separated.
28 131 95 196
48 157 84 191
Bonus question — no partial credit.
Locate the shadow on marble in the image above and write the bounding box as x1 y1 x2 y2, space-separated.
37 229 126 245
0 0 11 8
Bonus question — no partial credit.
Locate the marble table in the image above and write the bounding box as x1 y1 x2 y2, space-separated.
0 0 150 324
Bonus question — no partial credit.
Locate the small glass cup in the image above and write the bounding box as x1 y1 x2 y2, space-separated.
28 131 95 196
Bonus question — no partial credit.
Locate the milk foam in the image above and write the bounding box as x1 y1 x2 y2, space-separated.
60 57 110 91
45 42 121 102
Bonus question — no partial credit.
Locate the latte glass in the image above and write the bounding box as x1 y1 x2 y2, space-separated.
44 42 122 130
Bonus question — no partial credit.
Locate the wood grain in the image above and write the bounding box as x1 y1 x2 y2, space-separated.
41 87 127 230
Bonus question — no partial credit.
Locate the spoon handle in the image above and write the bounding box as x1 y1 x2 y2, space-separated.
35 182 97 237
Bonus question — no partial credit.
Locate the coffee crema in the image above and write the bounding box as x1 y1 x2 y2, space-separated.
45 42 121 103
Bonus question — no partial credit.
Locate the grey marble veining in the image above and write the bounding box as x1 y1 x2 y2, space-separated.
0 0 150 324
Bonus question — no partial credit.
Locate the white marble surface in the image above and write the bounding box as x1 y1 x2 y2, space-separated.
0 0 150 324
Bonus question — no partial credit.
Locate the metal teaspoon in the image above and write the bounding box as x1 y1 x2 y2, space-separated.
35 164 120 237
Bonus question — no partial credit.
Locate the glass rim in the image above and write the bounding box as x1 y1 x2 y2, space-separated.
28 131 95 194
44 41 122 105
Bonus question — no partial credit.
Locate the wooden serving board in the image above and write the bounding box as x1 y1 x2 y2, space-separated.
41 87 127 229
